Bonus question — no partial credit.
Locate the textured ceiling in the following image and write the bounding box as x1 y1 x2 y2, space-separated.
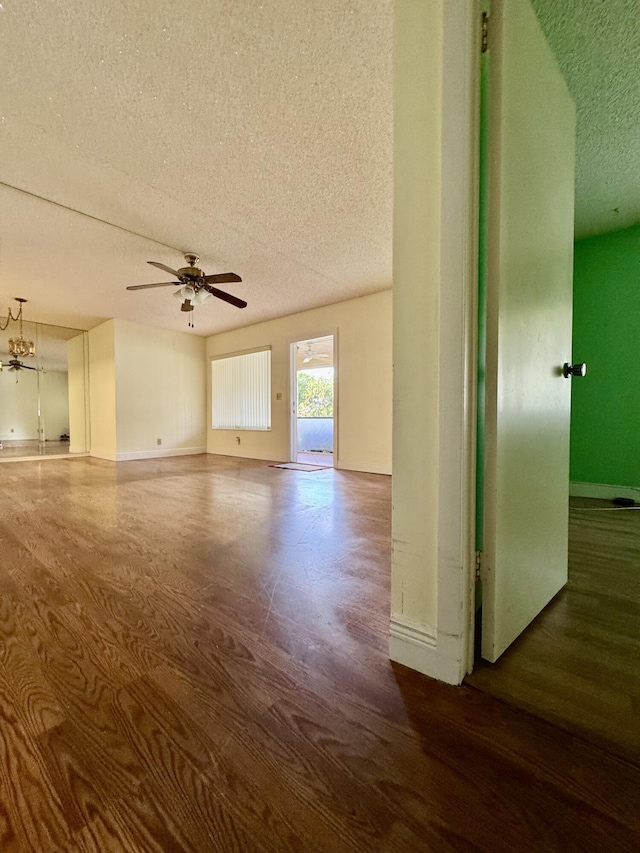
0 1 635 338
531 0 640 238
0 0 392 335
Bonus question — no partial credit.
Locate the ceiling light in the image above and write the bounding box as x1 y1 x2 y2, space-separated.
174 284 196 301
173 284 212 311
192 289 212 305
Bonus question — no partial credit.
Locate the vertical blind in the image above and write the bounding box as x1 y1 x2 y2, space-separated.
211 348 271 430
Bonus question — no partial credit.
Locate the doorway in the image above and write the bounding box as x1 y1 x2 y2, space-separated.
467 0 640 765
291 335 335 467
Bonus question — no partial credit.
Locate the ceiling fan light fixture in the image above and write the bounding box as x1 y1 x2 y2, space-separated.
174 284 196 301
128 254 246 313
174 282 212 312
192 289 213 305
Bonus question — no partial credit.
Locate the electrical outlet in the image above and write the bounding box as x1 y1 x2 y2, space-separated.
236 436 241 445
157 438 162 446
276 392 282 401
10 428 14 433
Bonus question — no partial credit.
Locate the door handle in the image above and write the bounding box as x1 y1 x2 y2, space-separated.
563 362 587 378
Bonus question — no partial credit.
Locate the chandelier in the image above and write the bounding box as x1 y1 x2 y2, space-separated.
1 298 36 358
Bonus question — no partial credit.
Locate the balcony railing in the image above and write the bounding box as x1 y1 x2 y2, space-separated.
296 417 333 452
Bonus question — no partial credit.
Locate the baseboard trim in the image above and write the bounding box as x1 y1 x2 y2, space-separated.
0 452 89 464
116 446 207 462
389 616 462 685
570 481 640 501
336 459 392 476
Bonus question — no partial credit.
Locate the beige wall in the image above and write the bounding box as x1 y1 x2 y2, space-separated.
206 290 392 474
68 333 90 453
114 319 206 459
88 319 206 461
88 320 117 460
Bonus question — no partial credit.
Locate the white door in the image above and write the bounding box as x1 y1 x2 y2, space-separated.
482 0 576 661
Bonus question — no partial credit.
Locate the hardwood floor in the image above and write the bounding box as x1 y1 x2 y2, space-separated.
467 497 640 765
0 457 638 851
296 451 334 467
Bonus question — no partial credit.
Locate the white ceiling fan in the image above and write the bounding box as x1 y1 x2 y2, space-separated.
298 343 331 364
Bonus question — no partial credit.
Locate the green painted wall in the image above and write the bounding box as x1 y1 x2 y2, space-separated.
570 225 640 488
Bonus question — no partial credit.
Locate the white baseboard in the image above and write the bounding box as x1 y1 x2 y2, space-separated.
336 459 392 476
389 616 462 685
89 450 117 461
115 446 207 462
570 481 640 501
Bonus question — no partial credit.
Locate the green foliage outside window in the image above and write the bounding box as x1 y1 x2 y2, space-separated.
297 370 334 417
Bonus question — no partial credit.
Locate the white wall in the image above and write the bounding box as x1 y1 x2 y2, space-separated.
206 290 392 475
0 367 39 440
0 368 68 442
392 0 442 636
88 320 118 460
40 371 69 440
390 0 477 684
114 319 207 459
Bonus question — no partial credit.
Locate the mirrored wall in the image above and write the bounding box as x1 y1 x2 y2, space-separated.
0 319 89 459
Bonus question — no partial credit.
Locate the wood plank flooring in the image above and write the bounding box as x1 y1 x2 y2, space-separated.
0 456 638 851
467 497 640 764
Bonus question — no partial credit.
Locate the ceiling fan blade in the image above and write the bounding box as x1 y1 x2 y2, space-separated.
20 364 38 371
147 261 181 277
126 281 181 291
203 272 242 285
203 285 247 309
303 356 312 363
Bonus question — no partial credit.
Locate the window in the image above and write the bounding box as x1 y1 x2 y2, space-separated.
211 348 271 430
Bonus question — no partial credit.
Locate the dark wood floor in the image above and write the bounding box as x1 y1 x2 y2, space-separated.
467 497 640 764
0 456 638 851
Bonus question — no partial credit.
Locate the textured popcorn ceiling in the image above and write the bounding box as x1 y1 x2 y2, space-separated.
0 1 635 336
0 0 392 334
531 0 640 238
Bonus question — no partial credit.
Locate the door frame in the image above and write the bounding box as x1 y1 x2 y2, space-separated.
289 330 338 466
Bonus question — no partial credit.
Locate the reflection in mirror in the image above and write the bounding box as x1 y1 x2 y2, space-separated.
0 320 90 460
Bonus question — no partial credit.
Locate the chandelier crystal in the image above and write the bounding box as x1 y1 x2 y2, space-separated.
9 334 36 358
3 298 36 357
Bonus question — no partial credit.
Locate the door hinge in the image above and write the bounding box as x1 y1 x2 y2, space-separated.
481 13 489 53
475 550 483 580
